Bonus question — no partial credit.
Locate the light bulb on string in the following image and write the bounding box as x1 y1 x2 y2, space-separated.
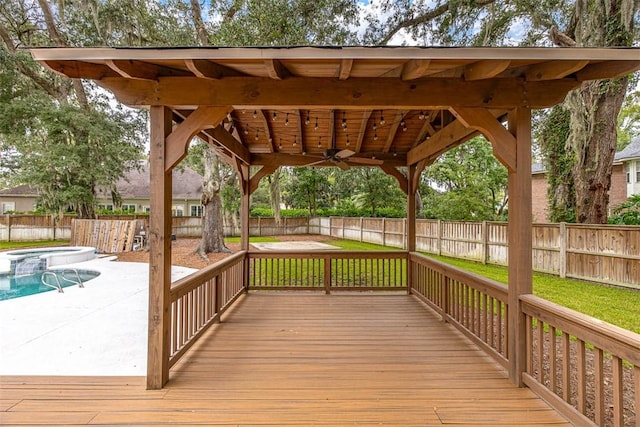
285 113 289 126
252 110 257 118
314 117 319 131
305 112 310 125
379 111 385 125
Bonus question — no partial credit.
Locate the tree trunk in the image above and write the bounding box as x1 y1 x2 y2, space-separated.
268 168 281 224
196 147 229 257
566 78 629 223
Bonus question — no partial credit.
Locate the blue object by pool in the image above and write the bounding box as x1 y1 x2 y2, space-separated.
0 270 100 301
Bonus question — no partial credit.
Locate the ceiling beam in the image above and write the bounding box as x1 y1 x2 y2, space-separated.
98 77 581 109
251 152 406 167
464 60 511 81
207 126 251 165
525 60 589 81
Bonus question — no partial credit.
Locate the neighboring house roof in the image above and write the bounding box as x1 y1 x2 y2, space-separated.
615 137 640 162
0 184 38 197
97 161 203 200
531 163 546 175
0 162 203 200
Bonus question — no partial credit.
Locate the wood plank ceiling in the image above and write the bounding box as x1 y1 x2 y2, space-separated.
31 46 640 171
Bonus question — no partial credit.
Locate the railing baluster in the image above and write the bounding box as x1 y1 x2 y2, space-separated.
594 348 605 425
612 355 623 426
562 332 571 403
549 326 557 394
577 339 586 414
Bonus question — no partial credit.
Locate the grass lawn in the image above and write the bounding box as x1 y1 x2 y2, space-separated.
0 240 70 250
426 254 640 334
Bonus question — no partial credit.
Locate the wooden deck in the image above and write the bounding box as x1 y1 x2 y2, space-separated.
1 293 570 426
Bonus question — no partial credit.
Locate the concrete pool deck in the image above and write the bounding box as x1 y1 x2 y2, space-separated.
0 257 195 376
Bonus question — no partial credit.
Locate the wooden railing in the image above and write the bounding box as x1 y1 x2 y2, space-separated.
409 252 509 368
247 250 407 292
521 295 640 427
168 251 246 367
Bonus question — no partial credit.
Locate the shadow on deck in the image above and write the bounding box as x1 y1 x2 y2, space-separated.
1 293 570 426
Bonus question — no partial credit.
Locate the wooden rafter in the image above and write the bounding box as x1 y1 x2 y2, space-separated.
328 110 335 148
106 60 184 80
525 60 589 81
355 110 372 152
43 60 117 79
264 59 291 80
401 59 432 80
184 59 241 79
295 110 303 153
464 60 511 81
383 111 406 153
257 110 275 152
576 60 640 81
338 59 353 80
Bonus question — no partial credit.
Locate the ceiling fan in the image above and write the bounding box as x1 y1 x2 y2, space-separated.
302 148 384 171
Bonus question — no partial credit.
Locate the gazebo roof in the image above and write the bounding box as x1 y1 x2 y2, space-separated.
31 46 640 171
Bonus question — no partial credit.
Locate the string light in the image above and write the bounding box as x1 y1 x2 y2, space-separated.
278 140 283 150
342 112 347 130
272 111 277 121
255 130 259 140
419 111 426 120
244 128 249 135
379 111 385 125
374 131 378 141
346 134 350 146
314 117 319 131
305 112 310 125
401 120 407 132
293 136 297 146
285 113 289 126
252 110 257 118
318 136 322 148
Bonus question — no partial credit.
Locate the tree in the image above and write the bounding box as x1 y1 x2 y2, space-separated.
0 0 146 217
538 106 575 222
334 168 406 217
420 138 508 221
364 0 639 224
284 168 332 215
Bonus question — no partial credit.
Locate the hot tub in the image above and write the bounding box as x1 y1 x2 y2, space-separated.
0 247 97 275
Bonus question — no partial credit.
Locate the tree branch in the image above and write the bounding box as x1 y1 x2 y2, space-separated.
378 0 498 45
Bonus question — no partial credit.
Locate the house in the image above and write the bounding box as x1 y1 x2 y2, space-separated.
617 136 640 198
0 161 204 216
530 139 635 222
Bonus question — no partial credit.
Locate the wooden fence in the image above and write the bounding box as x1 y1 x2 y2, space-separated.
2 214 639 289
318 217 640 290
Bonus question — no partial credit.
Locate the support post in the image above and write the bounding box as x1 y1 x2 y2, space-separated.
559 222 567 278
147 106 173 390
406 164 417 294
240 167 250 290
507 107 533 386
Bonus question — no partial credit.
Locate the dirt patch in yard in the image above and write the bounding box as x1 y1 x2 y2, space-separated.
113 234 335 269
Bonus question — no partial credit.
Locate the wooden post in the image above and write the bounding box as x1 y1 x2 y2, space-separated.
482 221 488 264
382 217 387 247
240 171 250 290
6 215 11 243
147 106 173 390
407 164 417 294
507 107 533 387
360 217 364 242
559 222 567 278
437 220 442 256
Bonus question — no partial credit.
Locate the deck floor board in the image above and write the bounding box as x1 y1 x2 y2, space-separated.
1 293 570 425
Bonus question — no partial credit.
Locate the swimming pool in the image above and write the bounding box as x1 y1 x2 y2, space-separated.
0 269 101 301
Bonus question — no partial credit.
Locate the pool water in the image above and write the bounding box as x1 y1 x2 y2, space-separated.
0 270 100 301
